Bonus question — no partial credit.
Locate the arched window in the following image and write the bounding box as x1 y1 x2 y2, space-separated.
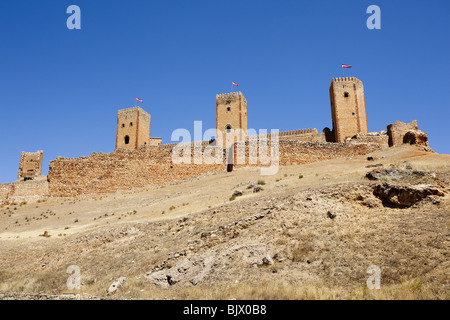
226 125 232 133
344 92 349 98
122 123 125 128
124 135 130 145
130 122 133 126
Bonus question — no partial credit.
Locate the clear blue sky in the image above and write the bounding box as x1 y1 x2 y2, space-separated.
0 0 449 183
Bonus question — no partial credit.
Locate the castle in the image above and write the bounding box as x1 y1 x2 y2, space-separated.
0 77 430 202
115 77 368 152
115 107 162 150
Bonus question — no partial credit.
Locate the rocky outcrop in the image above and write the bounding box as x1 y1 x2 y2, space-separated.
373 183 444 208
366 168 429 182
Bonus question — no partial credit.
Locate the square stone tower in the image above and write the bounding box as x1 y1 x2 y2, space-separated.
329 77 368 142
18 151 43 180
216 92 248 149
115 107 151 150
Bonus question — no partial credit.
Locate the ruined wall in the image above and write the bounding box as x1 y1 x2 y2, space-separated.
232 139 386 167
0 177 49 205
162 129 325 149
251 128 326 143
18 151 44 180
345 132 389 150
149 137 163 146
387 120 418 147
403 130 429 147
48 146 225 197
0 184 11 204
48 137 384 197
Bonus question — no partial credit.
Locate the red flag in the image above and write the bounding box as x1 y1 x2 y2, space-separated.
341 64 352 68
136 97 143 103
232 82 239 86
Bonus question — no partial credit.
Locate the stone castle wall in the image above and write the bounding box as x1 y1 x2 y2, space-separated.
47 137 386 197
0 177 49 205
0 184 11 203
232 139 386 167
149 137 163 146
251 128 326 143
0 128 391 201
47 146 225 197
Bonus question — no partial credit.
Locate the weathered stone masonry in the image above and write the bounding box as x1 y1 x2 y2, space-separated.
47 139 386 197
4 77 429 202
0 177 49 205
48 145 225 197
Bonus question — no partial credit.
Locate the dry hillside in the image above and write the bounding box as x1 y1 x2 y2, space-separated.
0 144 449 300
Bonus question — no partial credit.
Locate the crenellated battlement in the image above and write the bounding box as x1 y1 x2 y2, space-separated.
216 92 244 102
248 128 319 139
160 140 213 150
331 77 362 84
117 106 149 115
159 128 321 150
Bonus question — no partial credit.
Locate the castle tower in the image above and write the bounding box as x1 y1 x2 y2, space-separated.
216 92 248 149
329 77 368 142
115 107 151 150
18 151 43 180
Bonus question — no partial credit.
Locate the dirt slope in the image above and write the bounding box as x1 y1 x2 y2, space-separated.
0 144 449 300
